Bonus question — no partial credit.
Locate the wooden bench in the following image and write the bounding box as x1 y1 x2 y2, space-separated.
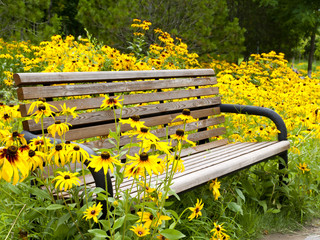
14 69 290 201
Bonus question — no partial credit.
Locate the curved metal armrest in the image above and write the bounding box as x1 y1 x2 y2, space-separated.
22 130 113 198
219 104 288 141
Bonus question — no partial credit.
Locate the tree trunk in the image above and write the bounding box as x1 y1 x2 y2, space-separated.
308 30 316 78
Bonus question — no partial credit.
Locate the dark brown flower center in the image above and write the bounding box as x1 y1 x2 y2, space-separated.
8 146 18 155
216 226 221 231
107 98 116 104
195 207 200 213
3 114 10 119
38 104 46 111
38 98 46 102
176 129 184 137
140 127 148 133
55 144 63 151
131 115 140 122
149 214 154 220
182 109 191 116
55 120 61 124
28 150 36 157
91 210 96 215
73 145 80 151
64 175 70 180
138 231 143 235
12 131 19 137
101 152 110 159
140 152 149 161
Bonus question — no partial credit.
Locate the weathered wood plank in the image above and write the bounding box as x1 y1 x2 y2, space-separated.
23 97 221 132
17 77 217 100
20 87 219 116
13 69 215 86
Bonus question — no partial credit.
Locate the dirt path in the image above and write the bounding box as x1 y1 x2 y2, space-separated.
261 219 320 240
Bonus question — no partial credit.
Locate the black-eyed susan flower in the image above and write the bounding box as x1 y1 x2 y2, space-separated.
53 171 81 191
25 149 44 171
28 99 57 115
88 151 121 174
170 129 196 149
30 136 52 152
188 198 204 221
0 146 29 185
297 162 310 173
130 223 150 237
169 155 185 173
209 178 221 200
126 152 160 176
83 202 103 223
47 144 67 166
5 131 27 147
210 222 228 239
119 115 146 129
136 211 171 228
67 144 89 163
100 95 123 109
142 139 172 155
124 164 145 179
124 127 159 142
59 103 78 118
47 120 70 137
172 109 197 123
32 104 56 124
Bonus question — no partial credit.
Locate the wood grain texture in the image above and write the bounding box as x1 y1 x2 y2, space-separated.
23 97 221 132
17 77 217 100
20 87 219 116
14 69 215 86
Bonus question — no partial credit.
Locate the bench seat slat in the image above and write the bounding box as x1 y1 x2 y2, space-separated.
115 141 290 196
24 97 221 132
17 77 217 100
14 69 215 86
20 87 219 117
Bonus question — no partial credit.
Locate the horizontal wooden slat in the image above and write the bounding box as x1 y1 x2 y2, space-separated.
17 77 216 100
20 87 219 117
14 69 215 86
24 97 221 132
81 116 225 149
115 141 290 196
77 108 221 145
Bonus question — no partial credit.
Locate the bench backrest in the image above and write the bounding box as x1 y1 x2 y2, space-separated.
14 69 227 153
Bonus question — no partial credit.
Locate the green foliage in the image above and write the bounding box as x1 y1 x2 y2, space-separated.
76 0 245 62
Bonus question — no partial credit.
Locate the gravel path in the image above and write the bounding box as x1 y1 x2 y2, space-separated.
261 219 320 240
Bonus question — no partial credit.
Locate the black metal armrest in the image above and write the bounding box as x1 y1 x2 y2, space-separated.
219 104 288 141
22 130 113 198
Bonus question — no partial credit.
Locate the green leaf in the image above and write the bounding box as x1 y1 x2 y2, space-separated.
92 187 105 194
113 216 125 230
235 188 245 202
125 214 139 221
46 204 65 210
160 229 186 239
88 229 108 238
30 188 52 200
227 202 243 215
258 200 268 213
57 213 71 227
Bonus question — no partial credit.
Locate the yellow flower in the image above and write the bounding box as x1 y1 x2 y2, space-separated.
67 144 89 163
124 127 159 142
25 149 44 171
101 95 123 109
124 164 145 179
210 222 228 239
119 115 146 129
142 139 172 155
0 146 29 185
297 162 310 173
126 152 160 176
172 109 197 123
188 199 204 221
5 131 27 147
47 120 70 137
28 99 58 115
59 103 78 118
31 104 56 124
170 129 196 149
47 144 67 166
136 211 171 228
83 202 103 223
88 152 121 174
209 178 221 200
53 171 81 191
130 223 150 237
169 155 185 173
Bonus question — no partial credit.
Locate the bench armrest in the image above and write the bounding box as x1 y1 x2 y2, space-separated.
219 104 288 141
21 130 113 198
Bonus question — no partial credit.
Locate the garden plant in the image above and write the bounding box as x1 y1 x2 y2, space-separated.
0 19 319 239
